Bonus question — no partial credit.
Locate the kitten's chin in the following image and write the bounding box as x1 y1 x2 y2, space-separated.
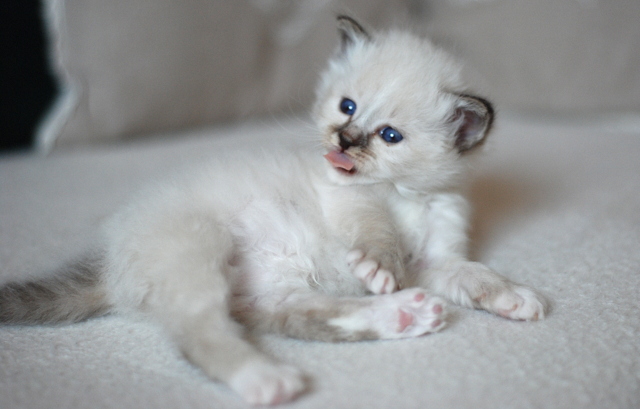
323 162 377 186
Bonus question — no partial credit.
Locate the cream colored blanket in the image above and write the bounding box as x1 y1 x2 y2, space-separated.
1 114 639 409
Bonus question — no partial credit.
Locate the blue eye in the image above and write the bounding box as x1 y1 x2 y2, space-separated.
379 126 403 143
340 98 357 115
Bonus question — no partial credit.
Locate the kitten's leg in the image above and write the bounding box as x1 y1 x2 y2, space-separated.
153 294 304 406
245 288 445 342
410 193 547 321
122 218 304 405
325 189 406 294
346 249 398 294
422 260 546 321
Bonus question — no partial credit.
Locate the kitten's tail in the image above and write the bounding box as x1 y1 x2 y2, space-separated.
0 254 112 325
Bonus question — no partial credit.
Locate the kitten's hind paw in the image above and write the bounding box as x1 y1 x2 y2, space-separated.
229 360 305 406
381 288 446 338
353 288 446 339
347 250 397 294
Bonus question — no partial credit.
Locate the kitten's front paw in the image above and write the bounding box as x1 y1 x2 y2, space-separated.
490 285 547 321
436 261 547 321
229 360 305 406
347 249 397 294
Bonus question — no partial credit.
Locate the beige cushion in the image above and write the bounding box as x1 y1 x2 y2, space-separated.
420 0 640 114
38 0 640 151
37 0 408 151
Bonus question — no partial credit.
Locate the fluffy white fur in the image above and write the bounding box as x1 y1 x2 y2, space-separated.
0 17 546 406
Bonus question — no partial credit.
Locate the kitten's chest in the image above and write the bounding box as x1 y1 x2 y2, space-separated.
390 196 434 270
229 187 358 296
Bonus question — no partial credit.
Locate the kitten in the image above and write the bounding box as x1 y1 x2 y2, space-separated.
0 16 546 406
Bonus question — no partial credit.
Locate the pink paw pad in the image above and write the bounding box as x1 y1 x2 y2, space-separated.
398 309 414 332
381 288 447 338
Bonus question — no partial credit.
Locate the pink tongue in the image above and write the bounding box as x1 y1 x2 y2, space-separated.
324 151 355 171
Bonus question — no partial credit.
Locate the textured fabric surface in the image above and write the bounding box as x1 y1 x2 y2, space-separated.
37 0 407 151
1 114 639 408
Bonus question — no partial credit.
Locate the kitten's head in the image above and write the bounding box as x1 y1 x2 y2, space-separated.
314 16 493 194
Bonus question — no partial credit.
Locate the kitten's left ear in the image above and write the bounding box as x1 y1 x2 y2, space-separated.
337 15 371 53
448 94 495 153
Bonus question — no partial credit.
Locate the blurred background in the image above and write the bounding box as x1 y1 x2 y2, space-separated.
1 1 56 151
1 0 639 152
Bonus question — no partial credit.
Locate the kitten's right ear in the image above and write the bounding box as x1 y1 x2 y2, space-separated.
448 94 495 154
337 15 371 53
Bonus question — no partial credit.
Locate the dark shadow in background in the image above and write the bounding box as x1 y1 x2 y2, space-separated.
1 1 56 152
467 174 544 262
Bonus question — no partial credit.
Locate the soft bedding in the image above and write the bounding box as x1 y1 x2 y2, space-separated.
1 113 638 409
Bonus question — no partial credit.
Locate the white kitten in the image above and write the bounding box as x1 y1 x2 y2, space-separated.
0 16 546 406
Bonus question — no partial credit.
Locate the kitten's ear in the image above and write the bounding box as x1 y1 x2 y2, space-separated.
448 94 494 153
337 15 371 53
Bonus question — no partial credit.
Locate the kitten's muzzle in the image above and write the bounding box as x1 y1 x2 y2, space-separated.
338 129 368 151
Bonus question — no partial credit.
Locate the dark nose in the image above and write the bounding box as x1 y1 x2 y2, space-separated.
338 130 366 151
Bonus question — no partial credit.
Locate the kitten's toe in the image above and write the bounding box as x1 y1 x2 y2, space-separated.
346 249 365 267
370 268 396 294
351 257 397 294
229 360 305 406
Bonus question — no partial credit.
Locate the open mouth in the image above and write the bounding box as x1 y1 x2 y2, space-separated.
337 167 357 175
324 150 357 174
